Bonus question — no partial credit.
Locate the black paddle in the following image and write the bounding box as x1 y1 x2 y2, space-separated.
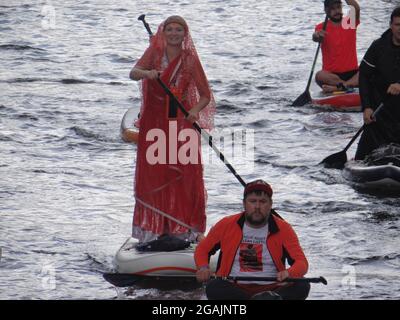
292 15 329 107
103 272 327 287
321 103 384 169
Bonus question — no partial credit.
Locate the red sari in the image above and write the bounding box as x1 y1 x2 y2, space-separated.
132 20 216 242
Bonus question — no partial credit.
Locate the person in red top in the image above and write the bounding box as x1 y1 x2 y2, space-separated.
194 180 310 300
313 0 360 93
129 16 216 243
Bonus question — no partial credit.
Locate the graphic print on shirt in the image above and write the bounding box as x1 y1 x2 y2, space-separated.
239 243 263 272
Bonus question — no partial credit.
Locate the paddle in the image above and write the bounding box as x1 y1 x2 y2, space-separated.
321 103 384 169
292 15 329 107
103 272 328 287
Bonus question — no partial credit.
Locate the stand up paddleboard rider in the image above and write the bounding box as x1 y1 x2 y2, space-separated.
355 7 400 160
313 0 360 93
195 180 310 300
129 16 216 244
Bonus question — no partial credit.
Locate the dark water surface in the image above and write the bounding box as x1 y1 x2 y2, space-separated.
1 0 399 299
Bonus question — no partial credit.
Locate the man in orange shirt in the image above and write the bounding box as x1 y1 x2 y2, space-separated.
195 180 310 300
313 0 360 93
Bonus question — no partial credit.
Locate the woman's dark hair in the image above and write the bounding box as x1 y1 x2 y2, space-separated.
391 7 400 23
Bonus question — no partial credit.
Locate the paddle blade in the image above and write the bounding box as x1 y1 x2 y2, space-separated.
103 273 139 287
104 273 202 290
320 150 347 169
319 277 328 285
292 90 312 107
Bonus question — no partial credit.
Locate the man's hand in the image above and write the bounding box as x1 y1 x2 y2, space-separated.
387 83 400 96
196 266 212 283
277 270 289 282
363 107 375 124
313 30 326 43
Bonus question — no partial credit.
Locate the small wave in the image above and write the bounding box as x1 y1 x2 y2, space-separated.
213 51 235 57
69 126 119 143
249 119 270 128
31 249 69 256
0 27 12 32
113 55 135 63
1 78 42 83
0 134 13 142
70 126 102 139
59 78 126 86
0 44 45 52
217 102 239 112
0 77 126 86
366 211 398 222
31 168 80 176
0 104 14 111
15 113 39 121
209 79 222 85
0 190 14 197
225 88 251 96
98 52 135 64
61 78 95 84
256 85 275 91
346 253 400 265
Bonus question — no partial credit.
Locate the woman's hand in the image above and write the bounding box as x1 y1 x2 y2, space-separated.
186 109 200 123
130 68 160 81
144 69 160 80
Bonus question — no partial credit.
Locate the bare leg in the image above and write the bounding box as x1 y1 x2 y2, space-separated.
315 70 344 93
344 72 359 88
315 70 343 86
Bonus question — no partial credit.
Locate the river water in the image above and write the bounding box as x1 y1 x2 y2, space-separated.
0 0 399 300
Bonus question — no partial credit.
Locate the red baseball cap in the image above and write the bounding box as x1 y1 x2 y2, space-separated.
244 179 273 198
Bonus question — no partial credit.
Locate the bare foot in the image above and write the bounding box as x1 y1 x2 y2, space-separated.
322 84 338 93
196 233 205 242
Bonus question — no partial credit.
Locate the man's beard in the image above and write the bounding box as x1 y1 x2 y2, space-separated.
246 212 268 226
330 14 343 23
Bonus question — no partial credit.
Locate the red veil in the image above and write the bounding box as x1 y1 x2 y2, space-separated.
132 16 216 242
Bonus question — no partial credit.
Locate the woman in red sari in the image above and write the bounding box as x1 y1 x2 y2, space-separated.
129 16 216 243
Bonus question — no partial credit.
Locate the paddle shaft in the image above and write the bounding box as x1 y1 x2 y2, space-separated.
135 197 194 231
305 15 329 92
343 103 384 153
157 78 247 187
223 275 327 285
103 273 328 287
138 15 153 37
